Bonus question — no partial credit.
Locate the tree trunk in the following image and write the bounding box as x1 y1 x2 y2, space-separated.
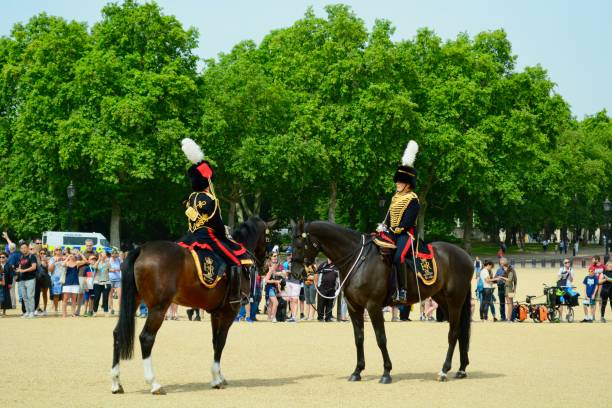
227 201 237 229
253 190 262 217
417 197 427 239
236 203 245 224
517 226 525 250
348 204 357 229
463 206 473 254
328 181 337 223
110 200 121 248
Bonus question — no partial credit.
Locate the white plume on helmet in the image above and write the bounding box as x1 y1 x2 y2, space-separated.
181 138 204 164
401 140 419 167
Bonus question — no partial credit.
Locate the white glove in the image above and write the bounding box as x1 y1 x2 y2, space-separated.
376 223 386 233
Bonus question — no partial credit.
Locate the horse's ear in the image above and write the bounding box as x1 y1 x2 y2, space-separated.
298 218 304 231
290 219 296 230
266 219 277 229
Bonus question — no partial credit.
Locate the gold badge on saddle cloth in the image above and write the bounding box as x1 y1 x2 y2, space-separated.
417 256 437 285
190 250 222 289
203 256 215 280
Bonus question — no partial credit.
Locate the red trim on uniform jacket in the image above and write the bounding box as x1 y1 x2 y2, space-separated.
401 236 435 261
419 244 435 260
232 244 246 256
208 229 240 265
177 242 213 251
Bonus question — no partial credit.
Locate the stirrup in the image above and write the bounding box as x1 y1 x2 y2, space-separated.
394 289 407 302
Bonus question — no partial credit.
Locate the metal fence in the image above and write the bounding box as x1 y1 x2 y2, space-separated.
508 258 591 268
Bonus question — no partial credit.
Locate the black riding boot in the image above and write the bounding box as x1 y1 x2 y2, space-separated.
228 266 242 304
393 264 408 302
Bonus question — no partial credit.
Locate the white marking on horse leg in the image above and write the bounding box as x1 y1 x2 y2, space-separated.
211 361 224 388
111 364 121 392
143 356 162 392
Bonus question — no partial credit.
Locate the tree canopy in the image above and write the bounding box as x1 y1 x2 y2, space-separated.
1 2 610 251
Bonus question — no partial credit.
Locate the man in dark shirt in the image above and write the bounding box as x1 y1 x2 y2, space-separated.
315 259 338 322
600 261 612 322
16 243 37 318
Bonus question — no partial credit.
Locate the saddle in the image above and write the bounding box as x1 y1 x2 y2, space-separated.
373 231 438 285
190 247 254 289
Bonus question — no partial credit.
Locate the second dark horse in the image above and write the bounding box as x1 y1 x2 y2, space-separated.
291 220 473 383
111 217 270 394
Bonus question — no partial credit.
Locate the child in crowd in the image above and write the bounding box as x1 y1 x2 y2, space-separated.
582 268 599 322
83 254 97 317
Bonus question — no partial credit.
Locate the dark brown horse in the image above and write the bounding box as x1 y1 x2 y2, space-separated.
111 217 270 395
291 220 473 383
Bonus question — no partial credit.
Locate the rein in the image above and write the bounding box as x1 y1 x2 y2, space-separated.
308 234 368 300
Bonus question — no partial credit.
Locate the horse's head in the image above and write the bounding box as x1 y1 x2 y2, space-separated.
290 219 319 281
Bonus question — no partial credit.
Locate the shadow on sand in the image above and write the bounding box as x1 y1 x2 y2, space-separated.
338 371 505 383
136 373 324 394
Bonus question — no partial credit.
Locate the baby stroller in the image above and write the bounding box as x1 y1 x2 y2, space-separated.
544 283 579 323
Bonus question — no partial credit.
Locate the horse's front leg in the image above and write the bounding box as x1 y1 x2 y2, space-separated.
367 304 392 384
347 302 365 381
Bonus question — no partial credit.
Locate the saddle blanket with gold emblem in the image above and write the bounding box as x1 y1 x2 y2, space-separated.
190 246 226 288
404 237 438 286
187 246 253 289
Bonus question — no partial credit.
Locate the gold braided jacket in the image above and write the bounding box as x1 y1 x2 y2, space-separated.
388 191 418 234
185 191 218 233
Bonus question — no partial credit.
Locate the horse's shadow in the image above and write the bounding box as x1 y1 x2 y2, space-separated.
137 374 323 394
340 371 505 383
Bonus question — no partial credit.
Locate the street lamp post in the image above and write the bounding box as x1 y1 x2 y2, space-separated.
572 194 578 257
604 198 612 258
378 196 386 222
67 181 75 230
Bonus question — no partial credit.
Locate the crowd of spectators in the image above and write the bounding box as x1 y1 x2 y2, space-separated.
4 231 611 325
1 232 125 319
473 254 612 323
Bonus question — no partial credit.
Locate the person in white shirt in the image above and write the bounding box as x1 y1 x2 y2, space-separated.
479 260 502 321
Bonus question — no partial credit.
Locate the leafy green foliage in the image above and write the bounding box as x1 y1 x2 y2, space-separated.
1 2 609 248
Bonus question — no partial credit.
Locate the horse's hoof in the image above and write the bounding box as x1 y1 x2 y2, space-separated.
379 375 392 384
151 387 166 395
454 371 467 379
212 382 226 389
348 373 361 382
111 385 124 394
437 372 448 382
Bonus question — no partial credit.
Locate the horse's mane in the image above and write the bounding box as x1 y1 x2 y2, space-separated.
306 220 362 239
232 217 262 242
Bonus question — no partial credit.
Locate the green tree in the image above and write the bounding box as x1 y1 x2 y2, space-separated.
0 14 90 236
62 0 200 245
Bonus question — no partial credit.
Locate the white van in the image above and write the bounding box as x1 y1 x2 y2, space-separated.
42 231 112 252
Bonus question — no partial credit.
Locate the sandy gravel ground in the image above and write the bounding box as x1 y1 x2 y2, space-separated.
1 267 610 408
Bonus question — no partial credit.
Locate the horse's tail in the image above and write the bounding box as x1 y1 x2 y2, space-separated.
118 247 141 360
458 284 471 351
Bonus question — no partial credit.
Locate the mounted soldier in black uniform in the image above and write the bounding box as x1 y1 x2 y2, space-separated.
177 138 248 302
381 140 420 302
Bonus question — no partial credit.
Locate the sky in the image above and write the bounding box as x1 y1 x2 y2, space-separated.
1 0 610 119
